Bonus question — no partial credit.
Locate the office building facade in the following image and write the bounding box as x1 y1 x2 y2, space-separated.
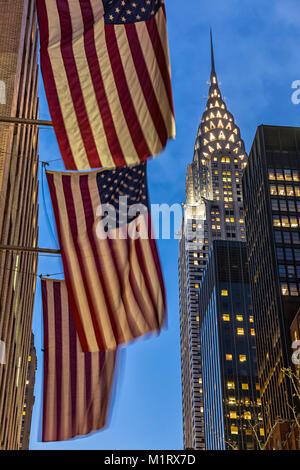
178 33 248 449
242 125 300 440
199 240 262 450
0 0 39 449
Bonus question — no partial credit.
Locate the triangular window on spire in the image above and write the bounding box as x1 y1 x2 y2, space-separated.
226 122 232 130
210 112 215 119
215 100 220 107
224 113 228 119
221 104 225 109
203 138 209 146
210 121 216 129
216 143 222 150
204 126 209 133
229 134 235 143
216 111 222 118
225 143 230 149
217 120 224 128
233 128 238 135
219 131 226 140
209 133 216 141
233 147 239 154
208 145 214 153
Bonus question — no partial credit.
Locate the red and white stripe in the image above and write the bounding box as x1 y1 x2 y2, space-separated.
46 169 166 353
37 1 175 171
41 278 117 442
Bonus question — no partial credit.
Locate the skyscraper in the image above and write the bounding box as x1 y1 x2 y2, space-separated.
0 0 39 449
242 125 300 441
199 240 262 450
178 32 248 450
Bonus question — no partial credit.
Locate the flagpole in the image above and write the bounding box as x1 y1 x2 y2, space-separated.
0 116 53 127
0 245 61 255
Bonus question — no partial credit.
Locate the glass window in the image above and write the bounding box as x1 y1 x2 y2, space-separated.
279 200 287 211
251 328 255 336
295 249 300 261
296 266 300 278
276 248 284 260
295 186 300 197
268 169 275 180
231 426 238 435
237 328 245 335
271 199 279 210
244 411 252 420
239 354 247 362
274 231 282 243
270 185 277 196
227 382 235 389
273 216 281 227
283 232 291 244
285 248 293 260
281 217 290 227
226 354 233 361
290 217 298 228
278 185 286 196
276 170 284 180
287 266 295 278
242 383 249 390
284 169 293 181
221 290 228 296
293 170 300 182
230 411 237 419
223 314 230 321
290 284 298 296
288 200 296 211
281 283 289 296
236 315 243 322
286 186 294 196
292 232 300 244
249 316 254 323
278 265 286 278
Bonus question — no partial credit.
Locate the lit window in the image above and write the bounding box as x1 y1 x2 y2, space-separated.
195 284 199 289
226 354 233 361
227 382 235 389
257 398 261 406
231 426 238 435
245 430 252 436
260 428 265 437
221 290 228 296
196 316 199 322
268 169 275 180
239 354 247 362
251 329 255 336
270 185 277 195
281 283 289 296
223 314 230 321
236 315 243 322
237 328 244 336
286 186 294 196
230 411 237 419
242 383 249 390
256 383 260 391
228 397 236 405
28 356 31 362
244 411 251 420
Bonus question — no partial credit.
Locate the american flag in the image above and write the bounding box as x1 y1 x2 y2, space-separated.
46 163 166 352
37 0 175 171
41 278 117 442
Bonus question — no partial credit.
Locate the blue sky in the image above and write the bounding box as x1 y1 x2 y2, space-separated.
29 0 300 450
